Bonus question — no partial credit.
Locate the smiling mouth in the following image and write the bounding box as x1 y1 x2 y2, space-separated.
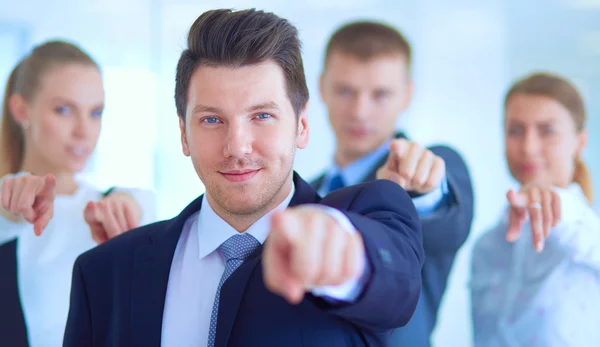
66 146 90 159
219 169 260 183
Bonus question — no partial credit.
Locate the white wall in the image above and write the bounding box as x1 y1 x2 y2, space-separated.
0 1 598 346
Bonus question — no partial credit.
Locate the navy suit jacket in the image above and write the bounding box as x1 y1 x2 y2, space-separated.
63 173 424 347
312 134 474 347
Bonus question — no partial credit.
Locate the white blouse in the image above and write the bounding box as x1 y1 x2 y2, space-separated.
470 184 600 347
0 178 157 347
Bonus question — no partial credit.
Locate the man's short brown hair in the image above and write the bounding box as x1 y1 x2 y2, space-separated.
324 21 412 67
175 8 309 119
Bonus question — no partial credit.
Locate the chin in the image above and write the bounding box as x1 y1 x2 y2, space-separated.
224 198 265 215
65 162 87 174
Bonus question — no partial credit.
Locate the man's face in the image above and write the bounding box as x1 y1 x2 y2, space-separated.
180 60 309 217
320 51 412 164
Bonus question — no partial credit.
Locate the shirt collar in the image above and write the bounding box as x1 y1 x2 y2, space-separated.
321 138 391 192
197 182 296 259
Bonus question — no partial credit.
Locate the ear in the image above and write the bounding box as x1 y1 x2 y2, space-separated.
318 72 327 103
179 116 190 157
296 102 310 150
8 94 29 125
576 129 588 158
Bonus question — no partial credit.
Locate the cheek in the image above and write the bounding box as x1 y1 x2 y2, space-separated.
328 107 346 126
504 140 521 165
259 124 296 157
380 105 398 126
33 116 67 146
92 120 102 139
188 130 228 169
544 143 575 169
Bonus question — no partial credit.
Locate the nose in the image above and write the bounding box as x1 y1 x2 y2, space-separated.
522 130 541 157
72 114 93 139
223 120 253 158
348 92 370 122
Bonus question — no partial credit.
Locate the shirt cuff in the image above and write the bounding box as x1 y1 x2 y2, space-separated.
306 205 370 303
412 176 449 217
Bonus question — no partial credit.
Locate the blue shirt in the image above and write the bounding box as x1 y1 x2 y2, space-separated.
318 139 449 217
470 184 600 347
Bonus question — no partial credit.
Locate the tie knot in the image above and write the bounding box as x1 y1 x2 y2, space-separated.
327 173 345 193
219 233 261 262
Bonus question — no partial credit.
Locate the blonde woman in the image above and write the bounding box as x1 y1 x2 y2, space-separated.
0 41 156 347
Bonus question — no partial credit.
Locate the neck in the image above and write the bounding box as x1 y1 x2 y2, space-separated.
208 175 294 233
333 151 355 168
21 155 78 195
334 137 391 168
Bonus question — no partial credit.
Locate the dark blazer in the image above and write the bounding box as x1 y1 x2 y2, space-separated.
63 173 425 347
312 133 474 347
0 239 29 347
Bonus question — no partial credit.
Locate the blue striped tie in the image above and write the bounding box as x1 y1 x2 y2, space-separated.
207 233 261 347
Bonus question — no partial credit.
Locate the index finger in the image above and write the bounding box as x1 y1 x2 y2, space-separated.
527 188 544 252
389 140 409 161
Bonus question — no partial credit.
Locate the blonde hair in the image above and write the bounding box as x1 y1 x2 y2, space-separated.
505 72 593 203
0 40 98 177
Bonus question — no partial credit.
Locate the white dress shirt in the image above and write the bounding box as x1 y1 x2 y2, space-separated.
161 183 366 347
470 184 600 347
0 175 157 347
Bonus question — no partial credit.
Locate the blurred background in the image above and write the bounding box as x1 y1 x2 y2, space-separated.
1 0 599 345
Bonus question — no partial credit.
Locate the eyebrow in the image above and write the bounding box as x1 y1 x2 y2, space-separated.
50 97 104 110
192 101 281 116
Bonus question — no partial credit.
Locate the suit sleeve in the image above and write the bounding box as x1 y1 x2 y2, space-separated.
63 258 93 347
318 179 424 331
419 146 474 254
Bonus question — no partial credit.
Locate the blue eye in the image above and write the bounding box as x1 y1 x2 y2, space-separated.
256 113 272 120
541 128 555 136
55 106 70 115
337 87 352 96
203 117 221 124
92 109 103 118
374 90 388 99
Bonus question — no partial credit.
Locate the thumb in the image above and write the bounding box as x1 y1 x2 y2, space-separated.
377 168 407 188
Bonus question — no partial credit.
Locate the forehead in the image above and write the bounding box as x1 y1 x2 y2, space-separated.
187 60 292 115
506 94 573 125
37 64 104 104
324 52 408 85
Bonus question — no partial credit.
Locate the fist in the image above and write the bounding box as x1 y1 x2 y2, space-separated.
506 184 561 252
262 206 365 304
376 139 445 194
84 192 142 244
0 173 56 235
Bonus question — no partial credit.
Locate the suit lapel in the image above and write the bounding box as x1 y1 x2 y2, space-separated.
310 173 326 191
130 196 204 347
215 172 319 347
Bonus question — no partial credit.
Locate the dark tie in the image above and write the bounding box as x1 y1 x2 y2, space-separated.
326 173 346 193
207 234 261 347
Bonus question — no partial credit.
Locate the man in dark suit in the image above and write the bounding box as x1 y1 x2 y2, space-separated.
63 9 424 347
313 21 475 347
